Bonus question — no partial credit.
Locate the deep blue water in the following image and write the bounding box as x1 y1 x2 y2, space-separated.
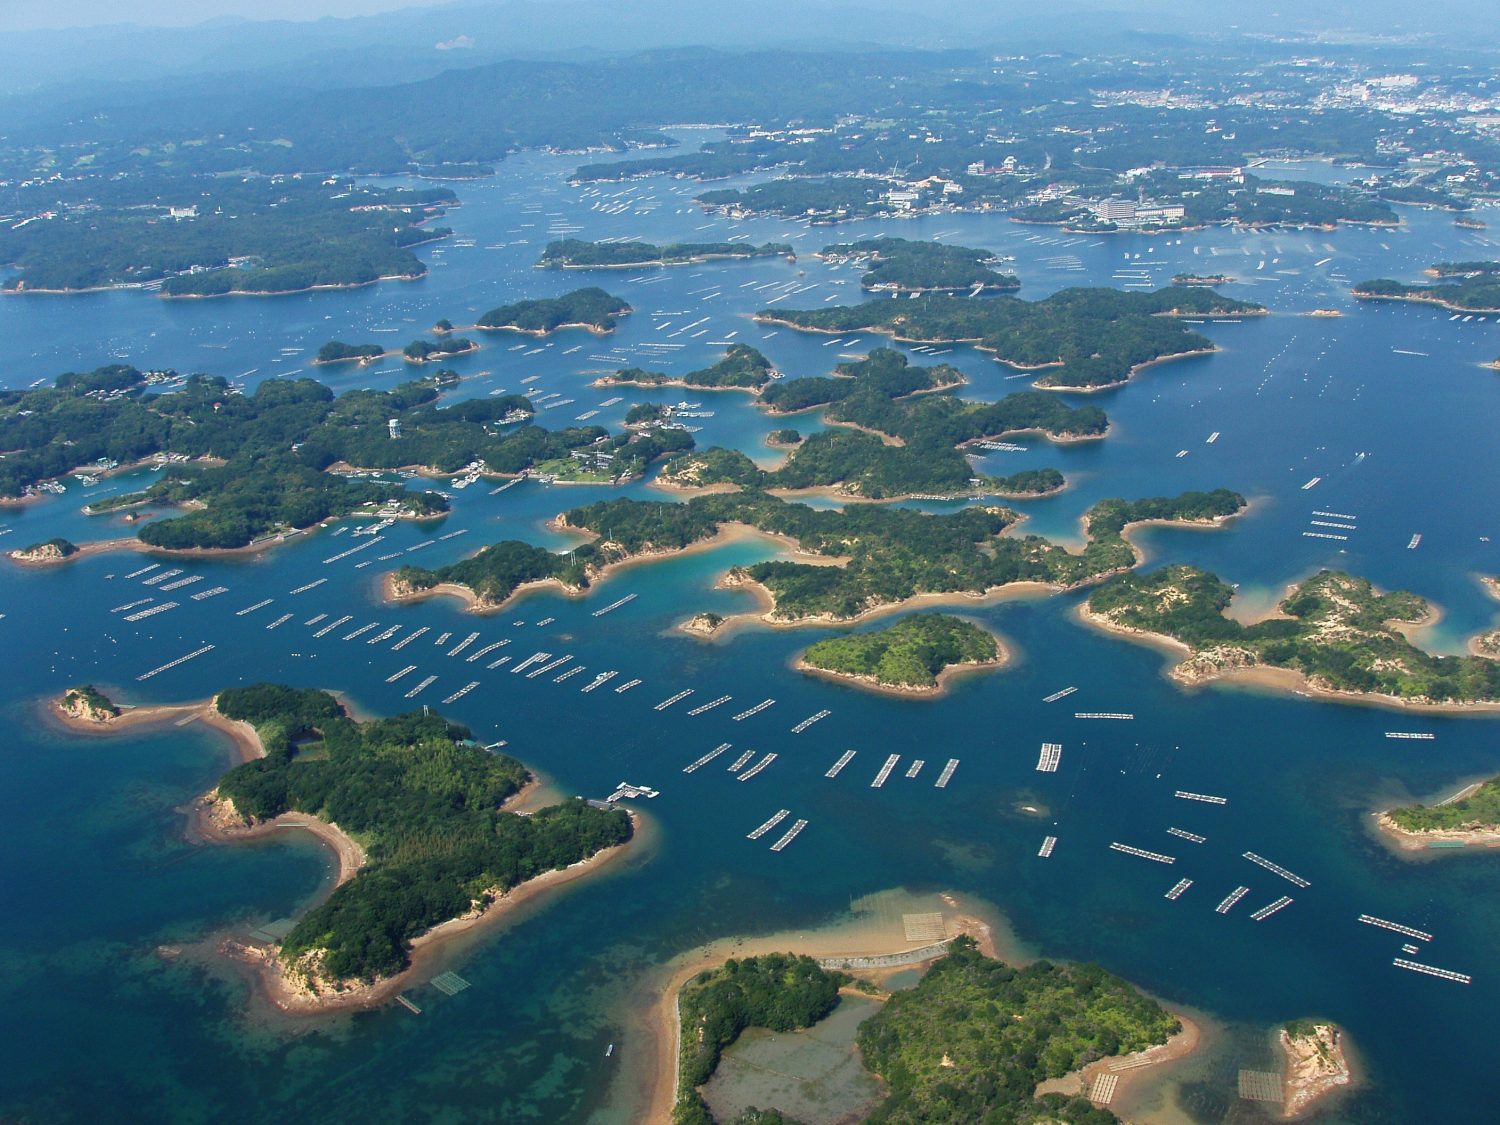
1 138 1498 1121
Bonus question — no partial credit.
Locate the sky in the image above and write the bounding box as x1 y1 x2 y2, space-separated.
0 0 444 31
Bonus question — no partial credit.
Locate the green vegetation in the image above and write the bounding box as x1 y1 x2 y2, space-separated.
538 239 791 268
213 685 631 983
15 537 79 558
820 237 1019 293
1088 566 1500 703
857 936 1179 1125
62 684 118 717
602 345 776 391
0 178 452 295
315 341 386 365
476 287 631 334
402 336 477 362
1354 269 1500 312
768 429 802 446
760 288 1261 389
0 364 689 548
697 179 903 222
759 347 964 414
673 954 849 1125
801 614 999 689
1172 274 1230 286
1388 778 1500 833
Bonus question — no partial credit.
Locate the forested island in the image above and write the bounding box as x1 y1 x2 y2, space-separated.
600 344 777 391
0 363 690 549
206 685 633 1002
1354 262 1500 312
1 177 452 295
314 340 387 366
1086 566 1500 706
758 287 1263 389
389 487 1244 624
669 937 1179 1125
537 239 792 269
656 348 1091 500
798 614 1002 694
818 237 1020 294
476 287 631 334
402 336 478 363
58 684 120 723
9 537 80 563
1383 776 1500 846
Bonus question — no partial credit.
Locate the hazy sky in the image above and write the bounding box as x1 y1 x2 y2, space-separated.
0 0 445 32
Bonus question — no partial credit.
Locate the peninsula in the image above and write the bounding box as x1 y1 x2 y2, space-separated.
1381 775 1500 849
537 239 792 269
796 613 1003 695
1084 565 1500 707
201 684 633 1010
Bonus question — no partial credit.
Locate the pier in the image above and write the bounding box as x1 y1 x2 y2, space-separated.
1393 958 1470 984
1215 887 1250 914
686 694 731 716
769 818 808 852
1244 851 1310 888
137 644 215 681
737 753 778 781
747 809 791 839
1042 686 1077 703
1165 878 1193 900
731 699 775 721
654 689 693 711
871 754 900 788
1175 790 1227 805
404 675 437 698
683 743 731 773
1250 896 1293 921
1109 842 1176 864
1038 836 1058 858
791 710 831 734
825 750 856 778
1358 914 1433 942
1035 743 1062 772
934 759 960 788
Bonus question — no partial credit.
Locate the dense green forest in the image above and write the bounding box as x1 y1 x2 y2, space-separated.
1387 777 1500 832
760 288 1261 389
476 287 631 333
537 239 792 268
0 364 690 547
1354 270 1500 312
801 614 999 689
603 345 776 390
857 937 1178 1124
819 237 1020 293
213 685 631 983
315 340 386 364
1088 566 1500 703
0 177 452 294
673 954 849 1125
403 336 477 362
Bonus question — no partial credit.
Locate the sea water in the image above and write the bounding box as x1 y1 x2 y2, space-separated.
1 137 1498 1121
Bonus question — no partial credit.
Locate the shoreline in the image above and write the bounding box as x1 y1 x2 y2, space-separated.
1034 1011 1203 1109
539 251 792 270
1354 290 1500 315
1279 1024 1356 1119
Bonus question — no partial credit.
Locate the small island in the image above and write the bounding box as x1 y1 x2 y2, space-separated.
667 935 1185 1125
1172 273 1232 286
313 340 388 366
1085 566 1500 707
1380 775 1500 850
1280 1020 1353 1118
57 684 121 724
599 344 777 392
680 612 726 637
797 613 1002 695
818 237 1020 294
1354 262 1500 313
476 287 631 335
8 537 80 564
402 336 478 363
756 286 1264 390
200 684 634 1010
537 238 792 269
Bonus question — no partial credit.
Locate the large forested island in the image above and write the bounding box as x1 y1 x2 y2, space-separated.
389 487 1244 623
819 237 1020 294
1354 262 1500 312
1086 566 1500 705
798 614 1001 694
758 287 1264 389
0 177 452 295
0 363 689 550
475 287 631 334
206 685 632 1000
537 239 792 269
671 937 1180 1125
600 344 777 391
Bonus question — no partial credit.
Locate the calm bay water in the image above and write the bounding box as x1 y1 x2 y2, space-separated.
1 137 1498 1121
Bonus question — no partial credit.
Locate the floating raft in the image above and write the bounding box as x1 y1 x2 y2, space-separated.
1385 731 1435 740
737 753 777 781
614 678 642 693
904 759 925 779
934 759 960 788
1165 878 1193 901
747 809 791 840
1167 827 1206 844
391 626 429 651
791 709 831 734
825 750 856 779
192 586 228 600
1074 712 1134 720
1042 686 1077 703
1035 743 1062 772
1110 842 1175 864
871 754 900 788
654 689 693 711
430 971 471 996
1244 851 1310 888
769 819 808 852
1215 886 1250 915
1358 914 1432 942
683 743 731 774
1038 836 1058 858
592 593 637 617
1393 958 1471 984
686 694 731 716
137 644 215 682
1250 896 1293 921
1175 790 1227 805
732 699 775 721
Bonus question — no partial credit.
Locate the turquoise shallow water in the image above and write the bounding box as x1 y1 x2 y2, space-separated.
2 140 1499 1121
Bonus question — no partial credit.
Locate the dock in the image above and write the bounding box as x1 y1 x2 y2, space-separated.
934 759 960 788
1035 742 1062 772
825 750 856 778
683 743 731 773
1109 842 1176 864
